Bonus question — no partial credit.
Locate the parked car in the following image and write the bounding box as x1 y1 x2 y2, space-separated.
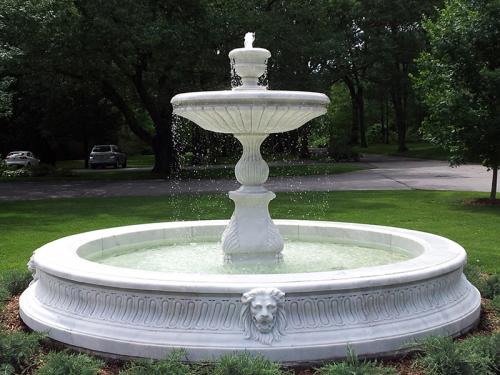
4 151 40 168
88 145 127 169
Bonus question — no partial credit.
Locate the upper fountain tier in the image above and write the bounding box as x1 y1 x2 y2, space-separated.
171 33 329 135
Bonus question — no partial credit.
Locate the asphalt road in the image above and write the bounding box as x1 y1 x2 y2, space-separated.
0 155 496 201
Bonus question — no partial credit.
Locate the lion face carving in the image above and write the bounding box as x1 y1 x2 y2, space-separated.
240 288 286 345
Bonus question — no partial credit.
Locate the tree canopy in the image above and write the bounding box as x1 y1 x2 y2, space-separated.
413 0 500 199
1 0 496 185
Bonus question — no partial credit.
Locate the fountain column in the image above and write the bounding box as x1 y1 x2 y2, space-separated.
222 133 284 264
221 33 283 264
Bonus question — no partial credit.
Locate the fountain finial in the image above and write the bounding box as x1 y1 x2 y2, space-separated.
244 32 255 48
229 33 271 90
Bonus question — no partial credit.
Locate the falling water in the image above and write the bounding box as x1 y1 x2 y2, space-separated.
230 58 242 89
258 61 269 88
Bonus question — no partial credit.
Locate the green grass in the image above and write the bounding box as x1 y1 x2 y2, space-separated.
1 162 364 182
56 154 155 169
0 191 498 273
353 141 449 160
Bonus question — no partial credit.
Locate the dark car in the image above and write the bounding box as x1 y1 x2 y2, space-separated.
88 145 127 169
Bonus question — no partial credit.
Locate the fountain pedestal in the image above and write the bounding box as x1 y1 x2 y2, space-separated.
222 133 284 264
222 189 283 264
171 33 329 265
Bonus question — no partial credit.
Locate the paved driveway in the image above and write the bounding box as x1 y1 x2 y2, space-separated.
0 155 496 201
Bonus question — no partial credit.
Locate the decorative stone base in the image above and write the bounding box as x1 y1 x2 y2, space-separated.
20 220 481 363
222 189 284 264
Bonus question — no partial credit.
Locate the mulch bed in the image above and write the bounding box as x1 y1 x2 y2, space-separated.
1 295 498 375
463 198 500 206
0 295 27 332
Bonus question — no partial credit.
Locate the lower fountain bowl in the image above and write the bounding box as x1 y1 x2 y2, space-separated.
20 220 480 364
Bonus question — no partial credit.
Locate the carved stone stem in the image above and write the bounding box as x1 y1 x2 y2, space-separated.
222 133 284 264
234 134 269 187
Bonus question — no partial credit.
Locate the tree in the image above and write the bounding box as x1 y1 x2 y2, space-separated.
321 0 371 147
1 0 226 175
414 0 500 199
363 0 441 152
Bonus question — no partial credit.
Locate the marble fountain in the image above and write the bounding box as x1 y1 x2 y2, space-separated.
19 34 480 364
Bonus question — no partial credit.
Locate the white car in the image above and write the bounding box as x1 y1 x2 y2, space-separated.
88 145 127 169
4 151 40 168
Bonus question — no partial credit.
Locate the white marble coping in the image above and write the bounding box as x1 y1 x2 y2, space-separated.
228 47 271 59
31 220 467 294
171 90 330 106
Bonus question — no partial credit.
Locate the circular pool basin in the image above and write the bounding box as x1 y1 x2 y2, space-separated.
20 220 480 363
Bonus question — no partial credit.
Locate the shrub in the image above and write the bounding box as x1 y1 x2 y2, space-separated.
0 269 33 296
211 353 286 375
0 363 15 375
315 350 397 375
492 295 500 311
483 274 500 300
0 285 8 310
119 351 192 375
29 164 74 177
366 123 384 144
464 264 488 294
36 351 104 375
1 168 31 178
414 334 499 375
0 330 44 373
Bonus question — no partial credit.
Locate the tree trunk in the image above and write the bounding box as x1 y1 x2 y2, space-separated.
350 98 359 145
191 125 204 165
151 108 178 177
380 99 385 144
491 166 498 200
392 91 408 152
344 78 366 147
384 96 390 144
82 122 89 169
357 86 367 148
299 125 311 159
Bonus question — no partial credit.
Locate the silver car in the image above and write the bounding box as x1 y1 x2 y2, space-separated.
88 145 127 169
4 151 40 168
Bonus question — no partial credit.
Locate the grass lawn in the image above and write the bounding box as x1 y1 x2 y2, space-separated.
1 162 365 182
1 190 498 273
353 141 450 160
56 154 155 169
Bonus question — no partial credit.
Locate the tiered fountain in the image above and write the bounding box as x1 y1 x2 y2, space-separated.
20 34 480 363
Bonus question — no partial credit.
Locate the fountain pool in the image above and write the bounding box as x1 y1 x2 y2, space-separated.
19 34 480 363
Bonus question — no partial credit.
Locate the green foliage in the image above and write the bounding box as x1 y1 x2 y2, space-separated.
483 274 500 300
0 330 44 374
36 351 104 375
464 264 488 294
492 295 500 311
313 82 359 161
414 334 500 375
0 285 8 310
464 265 500 300
0 269 32 296
0 77 14 118
0 363 15 375
413 0 500 196
119 351 192 375
1 168 31 178
29 164 73 178
211 352 286 375
315 349 397 375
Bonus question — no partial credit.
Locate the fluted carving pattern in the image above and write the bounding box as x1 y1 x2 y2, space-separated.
175 105 325 135
34 269 470 333
234 134 268 185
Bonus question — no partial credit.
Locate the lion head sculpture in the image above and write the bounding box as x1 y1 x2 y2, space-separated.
240 287 286 345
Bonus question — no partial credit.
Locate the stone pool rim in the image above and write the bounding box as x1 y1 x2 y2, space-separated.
27 219 467 294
